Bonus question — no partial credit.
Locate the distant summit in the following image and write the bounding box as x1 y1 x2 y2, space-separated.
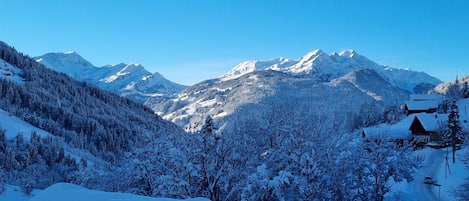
221 49 441 92
35 52 186 102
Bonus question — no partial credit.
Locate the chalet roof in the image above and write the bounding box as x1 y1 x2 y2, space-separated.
410 94 443 101
362 126 412 139
410 113 448 132
362 115 416 139
405 100 438 111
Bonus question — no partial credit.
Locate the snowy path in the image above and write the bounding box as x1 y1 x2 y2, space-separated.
412 149 446 201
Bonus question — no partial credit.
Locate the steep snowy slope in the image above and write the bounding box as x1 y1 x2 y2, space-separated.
0 58 24 83
35 52 186 102
330 68 409 103
155 68 409 137
0 41 189 194
222 49 441 92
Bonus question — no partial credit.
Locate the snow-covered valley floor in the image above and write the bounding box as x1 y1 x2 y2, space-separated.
0 183 209 201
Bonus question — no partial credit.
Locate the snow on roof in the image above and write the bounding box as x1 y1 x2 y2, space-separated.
363 126 412 139
365 99 469 140
409 94 443 101
412 113 448 132
362 115 416 139
405 100 438 110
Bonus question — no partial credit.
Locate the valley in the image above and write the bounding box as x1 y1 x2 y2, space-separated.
1 41 468 201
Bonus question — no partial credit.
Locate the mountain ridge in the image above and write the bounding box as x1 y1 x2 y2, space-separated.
221 49 441 93
154 67 410 135
35 52 186 102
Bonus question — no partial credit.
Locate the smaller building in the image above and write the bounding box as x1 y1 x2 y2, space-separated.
404 94 443 115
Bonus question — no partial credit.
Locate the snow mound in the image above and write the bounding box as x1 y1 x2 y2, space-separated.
0 185 40 201
29 183 209 201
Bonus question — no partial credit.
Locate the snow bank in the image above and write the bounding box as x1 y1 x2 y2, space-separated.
0 185 41 201
29 183 209 201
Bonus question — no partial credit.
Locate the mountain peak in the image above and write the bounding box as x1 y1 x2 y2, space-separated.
36 51 95 71
128 63 143 67
220 49 441 91
338 49 359 58
301 49 325 59
36 52 186 99
64 51 77 55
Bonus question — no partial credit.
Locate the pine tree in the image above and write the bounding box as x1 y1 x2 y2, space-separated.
463 81 469 98
448 100 464 163
199 116 224 201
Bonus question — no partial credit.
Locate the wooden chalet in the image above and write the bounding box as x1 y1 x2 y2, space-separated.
408 113 447 145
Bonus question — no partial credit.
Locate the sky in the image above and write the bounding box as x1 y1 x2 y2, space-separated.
0 0 468 85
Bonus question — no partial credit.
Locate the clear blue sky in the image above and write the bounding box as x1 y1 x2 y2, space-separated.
1 0 468 85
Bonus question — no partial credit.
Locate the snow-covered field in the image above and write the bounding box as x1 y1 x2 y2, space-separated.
0 183 209 201
0 185 38 201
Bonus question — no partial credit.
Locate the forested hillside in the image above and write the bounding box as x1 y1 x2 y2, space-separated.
0 41 190 194
0 42 181 156
0 41 417 200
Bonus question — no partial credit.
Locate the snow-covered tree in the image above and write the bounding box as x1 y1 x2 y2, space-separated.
383 106 404 124
0 168 4 195
357 134 415 201
115 138 193 199
463 81 469 98
0 129 6 163
241 163 293 201
447 100 464 163
356 102 382 128
446 80 463 101
197 115 227 200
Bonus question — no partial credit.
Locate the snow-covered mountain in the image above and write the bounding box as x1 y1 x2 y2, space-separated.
0 41 191 197
154 67 410 135
222 49 441 93
35 52 186 102
3 41 462 201
149 49 440 134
